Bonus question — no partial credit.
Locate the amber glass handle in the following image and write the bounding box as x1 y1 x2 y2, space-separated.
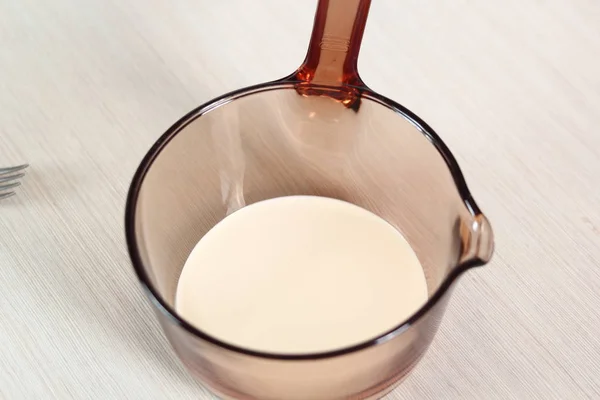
295 0 371 87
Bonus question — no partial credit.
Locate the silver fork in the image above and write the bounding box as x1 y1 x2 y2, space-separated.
0 164 28 200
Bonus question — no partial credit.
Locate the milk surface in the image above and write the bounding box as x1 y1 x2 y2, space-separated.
176 196 428 354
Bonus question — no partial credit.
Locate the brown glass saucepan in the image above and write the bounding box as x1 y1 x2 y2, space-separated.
125 0 494 398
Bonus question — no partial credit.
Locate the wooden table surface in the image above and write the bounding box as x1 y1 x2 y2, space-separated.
1 0 599 398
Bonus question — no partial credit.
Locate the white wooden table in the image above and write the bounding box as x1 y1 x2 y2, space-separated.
2 0 599 398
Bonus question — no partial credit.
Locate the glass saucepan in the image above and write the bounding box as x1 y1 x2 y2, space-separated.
125 0 494 398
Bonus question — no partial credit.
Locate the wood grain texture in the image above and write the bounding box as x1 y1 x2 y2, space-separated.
1 0 599 398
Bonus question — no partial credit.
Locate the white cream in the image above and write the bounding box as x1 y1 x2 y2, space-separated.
175 196 427 354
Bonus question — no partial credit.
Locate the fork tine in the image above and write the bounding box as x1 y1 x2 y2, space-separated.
0 191 16 200
0 181 21 192
0 164 29 176
0 165 27 200
0 173 25 184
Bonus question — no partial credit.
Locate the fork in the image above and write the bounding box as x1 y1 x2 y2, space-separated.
0 164 28 200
